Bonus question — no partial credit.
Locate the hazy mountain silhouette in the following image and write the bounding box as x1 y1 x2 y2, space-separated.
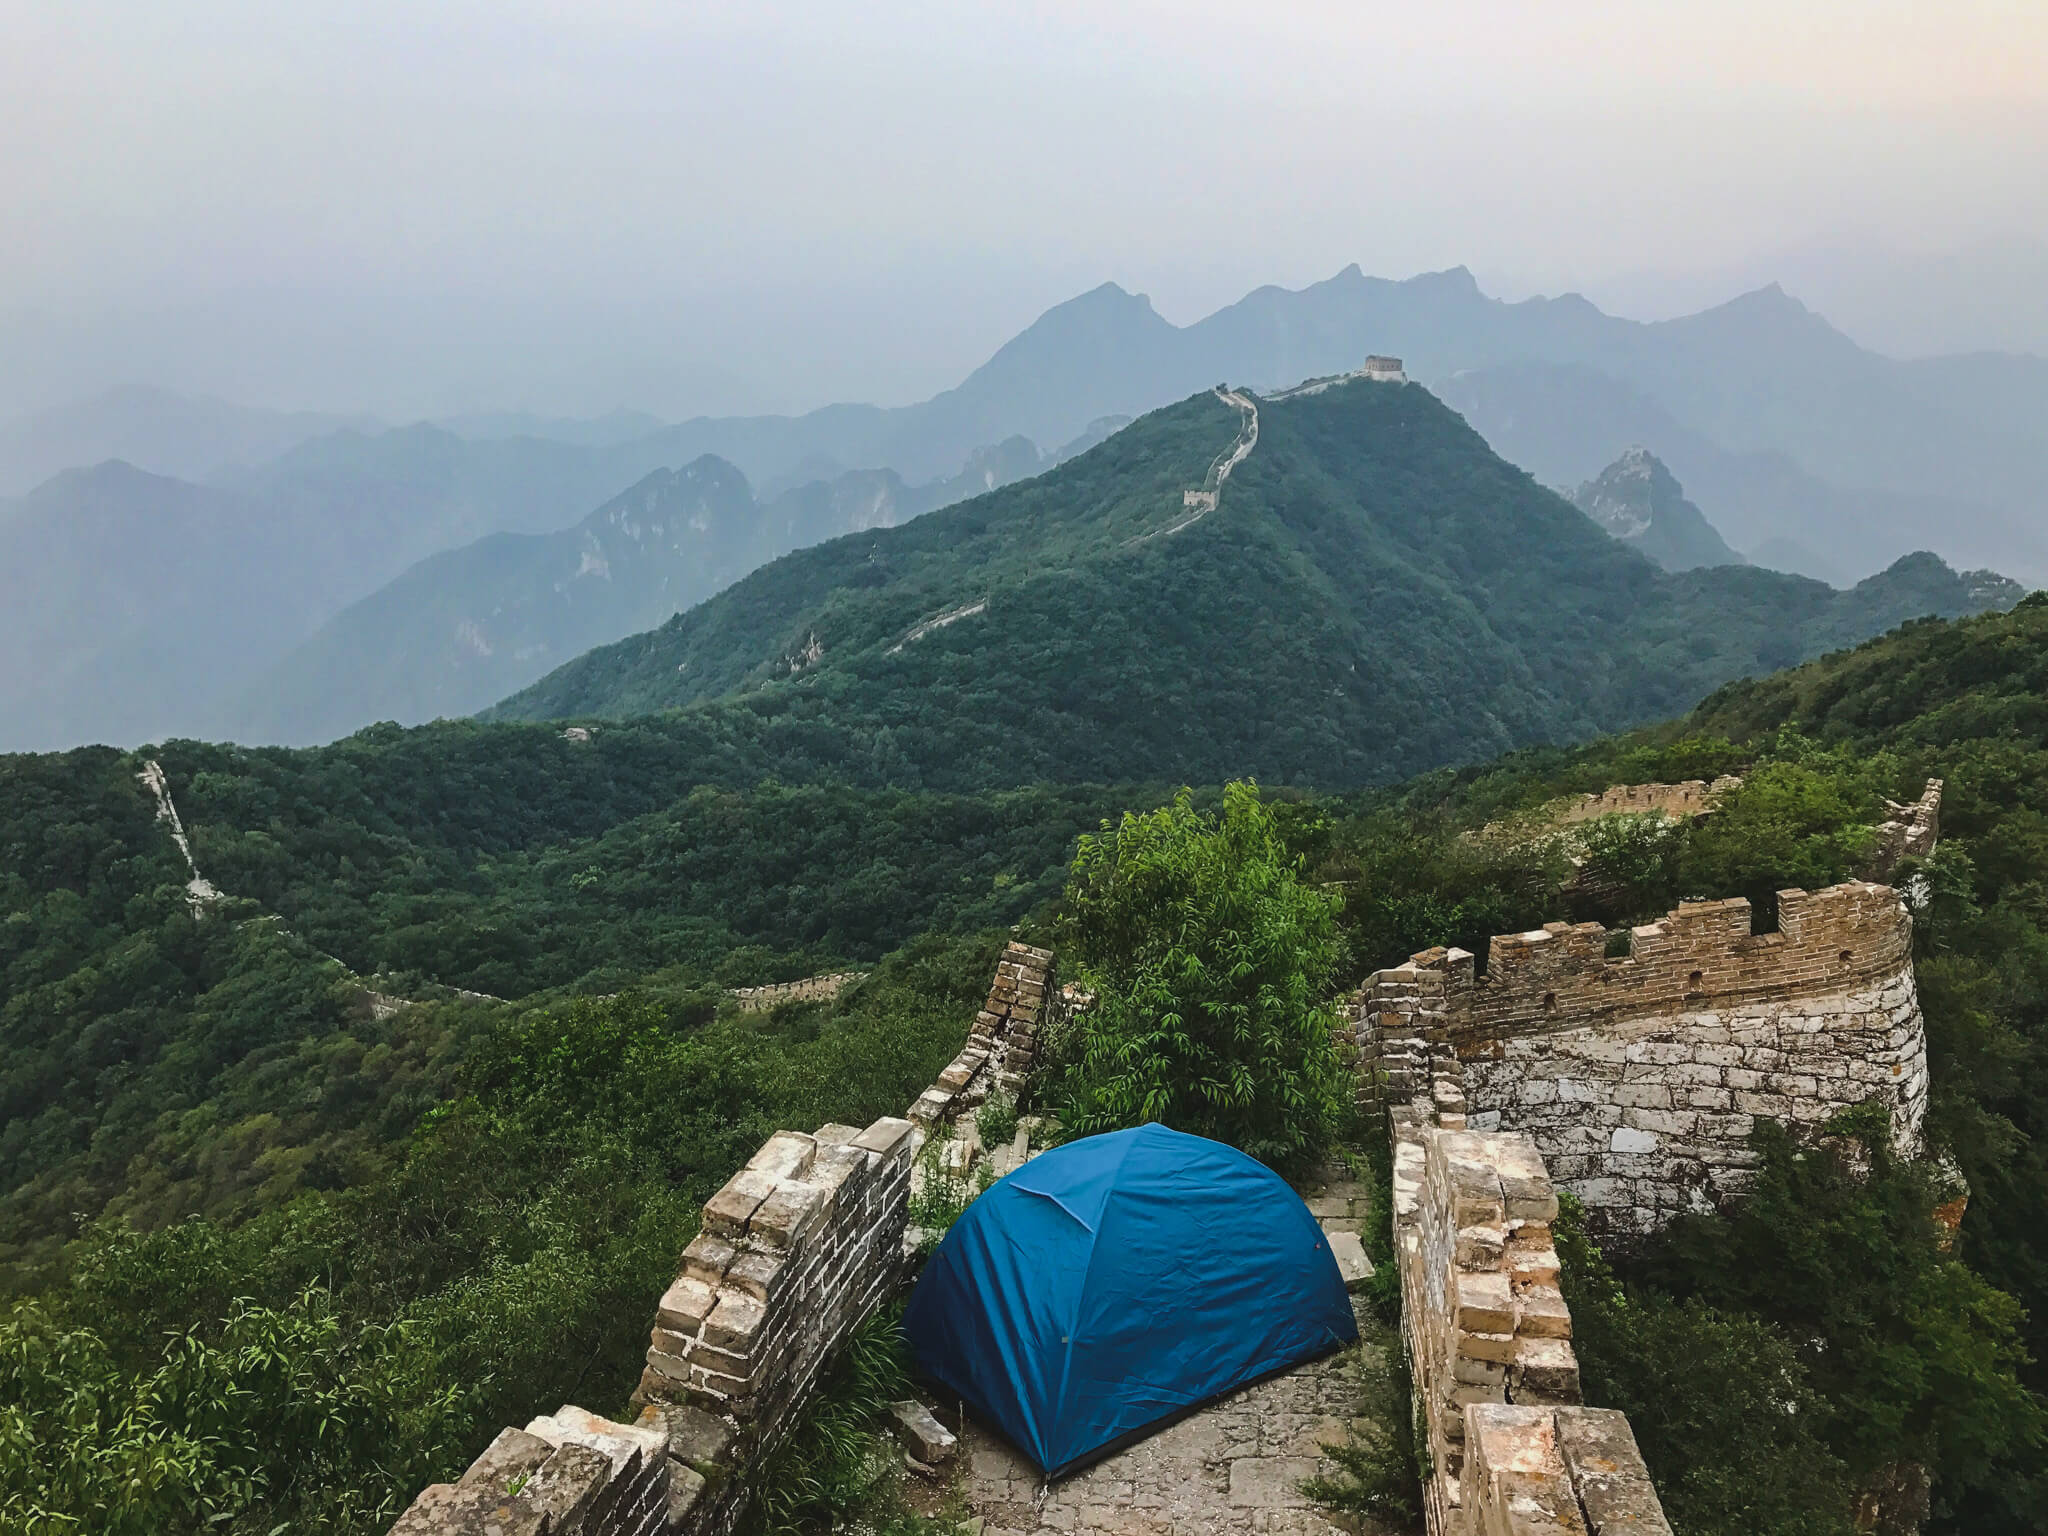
490 377 2017 787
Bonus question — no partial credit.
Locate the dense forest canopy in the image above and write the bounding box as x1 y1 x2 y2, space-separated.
492 379 2013 787
8 592 2048 1530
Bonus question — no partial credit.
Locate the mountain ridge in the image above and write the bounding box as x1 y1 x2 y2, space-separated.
488 376 2021 790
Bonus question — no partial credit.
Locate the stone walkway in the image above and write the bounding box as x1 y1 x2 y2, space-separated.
953 1163 1388 1536
957 1302 1371 1535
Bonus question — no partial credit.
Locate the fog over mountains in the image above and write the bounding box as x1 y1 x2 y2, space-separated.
3 264 2044 753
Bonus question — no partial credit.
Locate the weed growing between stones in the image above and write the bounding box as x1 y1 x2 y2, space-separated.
1302 1323 1423 1527
906 1134 992 1258
974 1092 1021 1153
741 1305 961 1536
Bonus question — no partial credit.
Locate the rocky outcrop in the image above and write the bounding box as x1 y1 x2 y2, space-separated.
1573 447 1745 572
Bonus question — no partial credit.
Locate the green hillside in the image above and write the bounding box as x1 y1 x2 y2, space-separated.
13 600 2048 1531
490 378 2015 787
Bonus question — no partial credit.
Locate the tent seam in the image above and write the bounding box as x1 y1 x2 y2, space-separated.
1047 1123 1157 1470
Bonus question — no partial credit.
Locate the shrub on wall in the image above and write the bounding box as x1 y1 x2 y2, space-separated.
1050 782 1346 1171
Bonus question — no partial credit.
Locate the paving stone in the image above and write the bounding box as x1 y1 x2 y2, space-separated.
1325 1229 1373 1291
888 1399 958 1464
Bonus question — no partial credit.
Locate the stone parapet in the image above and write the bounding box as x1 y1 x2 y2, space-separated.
1388 1082 1671 1535
642 1116 915 1426
1395 1122 1580 1534
1464 1406 1672 1536
729 972 866 1012
386 943 1059 1536
1868 779 1942 882
1357 883 1928 1236
911 942 1057 1124
390 1407 679 1536
1477 776 1741 846
1447 882 1914 1046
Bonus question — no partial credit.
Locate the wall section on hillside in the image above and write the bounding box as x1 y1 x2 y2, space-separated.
387 943 1060 1536
1352 881 1928 1236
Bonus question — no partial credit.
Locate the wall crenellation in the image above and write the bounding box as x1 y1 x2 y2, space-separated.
1353 881 1930 1237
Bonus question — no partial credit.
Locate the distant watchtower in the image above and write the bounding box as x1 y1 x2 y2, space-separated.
1362 355 1407 381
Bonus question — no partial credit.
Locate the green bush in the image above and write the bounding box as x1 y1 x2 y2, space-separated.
1637 1120 2045 1522
1555 1194 1855 1536
974 1091 1021 1152
1052 782 1346 1170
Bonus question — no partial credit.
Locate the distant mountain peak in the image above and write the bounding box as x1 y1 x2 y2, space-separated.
1573 447 1744 572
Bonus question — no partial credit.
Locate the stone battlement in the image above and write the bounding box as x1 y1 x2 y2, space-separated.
1353 881 1929 1235
1430 879 1913 1048
729 971 866 1012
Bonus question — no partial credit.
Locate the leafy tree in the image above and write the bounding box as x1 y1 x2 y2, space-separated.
0 1290 460 1536
1555 1194 1855 1536
1053 782 1345 1169
1675 760 1876 922
1637 1120 2044 1527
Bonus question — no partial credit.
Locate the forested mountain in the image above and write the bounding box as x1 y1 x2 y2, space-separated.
12 596 2048 1531
226 438 1080 744
10 265 2043 755
1571 447 1745 571
571 268 2048 582
492 376 2019 787
0 422 1084 752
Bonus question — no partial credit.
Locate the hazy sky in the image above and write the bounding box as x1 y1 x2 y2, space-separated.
5 0 2046 419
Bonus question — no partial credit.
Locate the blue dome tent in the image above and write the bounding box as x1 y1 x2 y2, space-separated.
902 1122 1357 1478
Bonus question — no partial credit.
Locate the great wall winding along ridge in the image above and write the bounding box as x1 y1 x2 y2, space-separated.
1126 385 1259 544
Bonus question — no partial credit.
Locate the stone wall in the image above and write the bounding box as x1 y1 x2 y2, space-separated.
1538 775 1741 830
637 1114 919 1533
729 971 866 1012
910 942 1055 1125
1386 1070 1671 1535
1477 775 1741 845
1352 882 1928 1236
389 1113 916 1536
386 942 1049 1536
1869 779 1942 882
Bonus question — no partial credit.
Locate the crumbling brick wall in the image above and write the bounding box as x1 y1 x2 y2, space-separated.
1386 1071 1671 1535
910 941 1055 1125
389 1113 916 1536
1868 779 1942 882
386 944 1047 1536
1353 881 1929 1236
729 971 866 1012
1540 774 1741 829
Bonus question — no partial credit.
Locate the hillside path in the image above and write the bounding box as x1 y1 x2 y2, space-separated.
1128 387 1259 544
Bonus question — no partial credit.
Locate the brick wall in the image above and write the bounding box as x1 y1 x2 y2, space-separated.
1868 779 1942 882
729 971 866 1012
386 943 1051 1536
1387 1075 1671 1535
909 942 1055 1126
1350 882 1928 1236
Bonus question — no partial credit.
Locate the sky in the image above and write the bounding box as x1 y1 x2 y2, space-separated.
4 0 2046 420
